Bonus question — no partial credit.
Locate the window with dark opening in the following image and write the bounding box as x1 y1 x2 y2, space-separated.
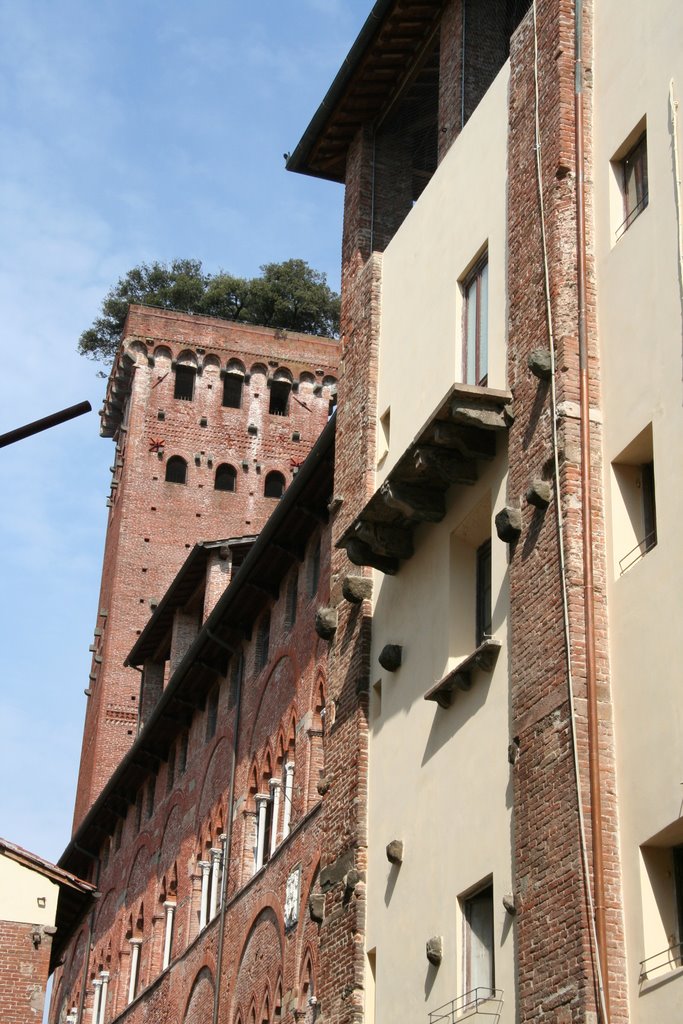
285 571 298 630
178 731 189 775
215 464 236 492
309 536 321 598
166 742 176 794
476 539 492 647
618 133 648 239
145 776 155 820
165 456 187 484
222 373 243 409
464 255 489 387
269 380 291 416
205 686 219 742
174 365 195 401
256 612 270 672
264 471 285 499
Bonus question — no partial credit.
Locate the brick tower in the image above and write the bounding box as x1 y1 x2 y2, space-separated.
73 306 338 829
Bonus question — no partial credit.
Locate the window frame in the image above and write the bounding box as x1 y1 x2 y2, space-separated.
214 463 237 492
165 456 187 485
462 880 495 1001
475 539 492 647
269 380 291 416
173 364 196 401
617 132 648 238
463 254 489 387
264 471 285 499
222 372 244 409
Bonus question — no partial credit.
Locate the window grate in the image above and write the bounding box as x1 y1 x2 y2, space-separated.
428 989 504 1024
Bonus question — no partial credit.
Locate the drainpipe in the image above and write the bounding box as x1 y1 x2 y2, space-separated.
212 652 244 1024
72 842 100 1024
574 2 609 1019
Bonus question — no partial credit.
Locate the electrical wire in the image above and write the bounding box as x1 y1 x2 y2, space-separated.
531 3 608 1020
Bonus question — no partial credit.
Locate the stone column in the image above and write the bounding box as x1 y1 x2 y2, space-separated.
269 778 282 856
91 978 102 1024
198 860 211 930
255 795 269 871
282 763 295 838
127 938 142 1004
162 901 175 970
209 847 222 921
98 971 109 1024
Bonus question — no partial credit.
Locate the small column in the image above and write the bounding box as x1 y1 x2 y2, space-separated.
127 938 142 1004
98 971 110 1024
269 778 282 857
282 762 295 838
209 847 222 921
255 794 269 871
66 1010 78 1024
198 860 211 929
91 978 102 1024
162 901 176 970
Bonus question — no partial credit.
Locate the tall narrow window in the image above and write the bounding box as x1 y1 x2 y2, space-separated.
174 365 195 401
256 612 270 671
178 731 189 775
264 471 285 499
269 380 291 416
309 536 321 598
145 776 155 820
222 373 243 409
205 686 219 742
618 132 648 238
463 256 489 387
215 464 237 492
166 742 176 794
463 882 495 1000
475 540 492 647
285 571 298 630
165 456 187 484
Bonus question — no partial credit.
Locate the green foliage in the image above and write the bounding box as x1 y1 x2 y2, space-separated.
78 258 340 364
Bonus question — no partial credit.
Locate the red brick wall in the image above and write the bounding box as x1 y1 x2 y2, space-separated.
73 310 338 829
54 505 333 1024
0 920 52 1023
506 2 627 1021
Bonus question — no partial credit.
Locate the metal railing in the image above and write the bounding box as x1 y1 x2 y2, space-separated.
429 989 504 1024
639 941 683 982
615 192 649 240
618 529 657 574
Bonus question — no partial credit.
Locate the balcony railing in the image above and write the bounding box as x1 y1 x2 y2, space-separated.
618 529 657 575
428 989 504 1024
639 941 683 982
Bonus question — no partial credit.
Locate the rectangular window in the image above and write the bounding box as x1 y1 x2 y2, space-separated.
269 380 291 416
256 611 271 671
135 789 143 831
463 882 495 1000
617 132 648 238
145 776 156 820
309 537 321 598
174 365 195 401
178 730 189 775
166 742 176 794
222 373 243 409
464 256 489 386
205 686 219 742
639 836 683 979
475 540 492 647
285 571 298 630
611 425 657 575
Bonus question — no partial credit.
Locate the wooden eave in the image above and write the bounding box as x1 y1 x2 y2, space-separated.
337 384 513 573
286 0 444 182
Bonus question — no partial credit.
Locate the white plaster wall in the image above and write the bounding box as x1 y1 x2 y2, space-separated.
376 64 510 482
0 854 59 926
594 0 683 1017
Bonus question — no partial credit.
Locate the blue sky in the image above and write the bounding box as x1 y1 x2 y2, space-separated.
0 0 371 864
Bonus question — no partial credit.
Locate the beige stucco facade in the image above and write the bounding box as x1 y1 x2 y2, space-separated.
594 0 683 1018
366 65 515 1023
0 852 60 927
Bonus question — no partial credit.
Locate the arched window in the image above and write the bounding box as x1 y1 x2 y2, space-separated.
165 456 187 484
215 464 236 492
264 471 285 499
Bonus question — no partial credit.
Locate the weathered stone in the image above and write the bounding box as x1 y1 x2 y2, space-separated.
450 399 509 431
309 892 325 923
526 479 552 509
426 935 443 966
320 849 355 891
528 347 552 379
378 644 402 672
353 521 413 559
345 538 399 575
431 421 497 460
413 446 478 486
317 776 331 796
315 607 338 640
342 575 373 604
495 506 522 543
503 893 517 915
343 868 361 898
379 480 445 523
386 839 404 865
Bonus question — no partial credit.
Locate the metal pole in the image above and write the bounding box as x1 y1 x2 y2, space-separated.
0 401 92 448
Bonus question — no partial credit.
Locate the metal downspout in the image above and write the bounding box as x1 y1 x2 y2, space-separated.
574 1 609 1018
212 651 244 1024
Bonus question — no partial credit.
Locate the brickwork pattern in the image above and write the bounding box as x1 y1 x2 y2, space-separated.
506 2 627 1021
0 920 52 1024
74 309 338 828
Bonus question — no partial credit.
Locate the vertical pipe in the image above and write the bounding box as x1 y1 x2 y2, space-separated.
574 1 609 1018
282 762 295 838
162 902 175 970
